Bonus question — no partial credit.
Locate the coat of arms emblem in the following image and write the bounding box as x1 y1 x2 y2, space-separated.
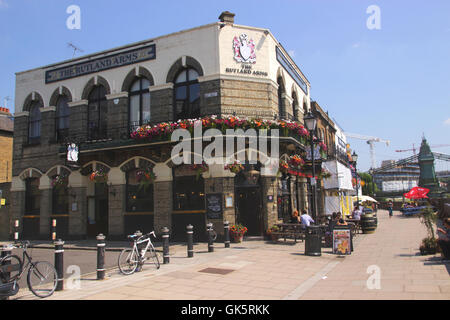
233 34 256 63
67 143 79 162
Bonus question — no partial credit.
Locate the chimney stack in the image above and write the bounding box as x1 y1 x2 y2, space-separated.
219 11 235 24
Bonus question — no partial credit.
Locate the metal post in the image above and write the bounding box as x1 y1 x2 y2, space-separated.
311 134 317 221
186 224 194 258
224 221 230 248
96 234 106 280
51 219 57 241
1 245 12 301
162 227 170 264
54 239 64 291
14 219 19 242
207 223 214 252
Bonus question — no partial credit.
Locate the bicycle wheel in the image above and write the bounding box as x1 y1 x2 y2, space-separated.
118 248 139 275
0 255 22 283
27 261 58 298
145 245 160 270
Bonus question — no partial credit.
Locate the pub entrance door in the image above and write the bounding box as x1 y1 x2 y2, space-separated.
236 186 263 236
87 183 109 238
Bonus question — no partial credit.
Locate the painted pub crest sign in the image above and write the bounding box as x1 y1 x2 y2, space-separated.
233 34 256 64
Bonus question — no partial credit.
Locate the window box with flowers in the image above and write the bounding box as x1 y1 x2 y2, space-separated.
229 224 248 243
224 161 244 174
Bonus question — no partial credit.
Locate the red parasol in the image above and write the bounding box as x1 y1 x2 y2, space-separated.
403 187 430 199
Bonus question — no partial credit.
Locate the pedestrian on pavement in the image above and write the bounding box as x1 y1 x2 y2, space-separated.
290 209 300 223
388 200 394 218
352 206 361 220
300 209 315 228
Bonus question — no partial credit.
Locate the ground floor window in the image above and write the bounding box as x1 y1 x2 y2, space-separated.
173 176 205 211
52 175 69 215
126 168 154 212
25 178 40 215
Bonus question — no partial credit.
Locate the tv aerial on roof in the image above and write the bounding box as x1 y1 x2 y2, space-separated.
67 42 84 58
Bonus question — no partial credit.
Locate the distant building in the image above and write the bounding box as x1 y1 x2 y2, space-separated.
373 160 419 193
0 107 13 182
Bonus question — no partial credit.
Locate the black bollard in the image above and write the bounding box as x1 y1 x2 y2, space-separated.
54 239 64 291
162 227 170 264
51 219 57 241
96 234 106 280
14 220 19 242
186 224 194 258
1 245 12 300
207 223 214 252
224 221 230 248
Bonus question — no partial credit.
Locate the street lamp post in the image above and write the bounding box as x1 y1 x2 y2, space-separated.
304 111 318 221
352 151 359 207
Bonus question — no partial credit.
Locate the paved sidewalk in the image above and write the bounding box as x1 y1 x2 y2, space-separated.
14 210 450 300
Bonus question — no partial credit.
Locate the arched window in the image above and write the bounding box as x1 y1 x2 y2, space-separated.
126 168 154 212
129 78 151 131
303 101 308 115
52 174 69 215
174 68 200 120
28 102 42 144
88 85 107 140
56 95 70 142
277 77 285 120
25 178 40 215
292 92 299 121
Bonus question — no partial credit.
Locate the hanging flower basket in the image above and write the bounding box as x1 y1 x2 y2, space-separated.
51 174 68 190
136 168 156 191
224 161 244 174
229 224 248 243
318 168 332 179
90 170 108 183
189 162 209 180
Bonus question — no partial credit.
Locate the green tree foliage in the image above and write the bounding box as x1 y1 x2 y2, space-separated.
358 172 379 196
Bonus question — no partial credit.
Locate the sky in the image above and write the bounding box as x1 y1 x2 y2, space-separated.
0 0 449 172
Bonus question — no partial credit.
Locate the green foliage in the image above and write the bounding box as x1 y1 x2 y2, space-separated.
358 172 379 196
419 206 437 239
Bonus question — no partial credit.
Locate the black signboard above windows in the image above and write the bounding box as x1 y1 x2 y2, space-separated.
276 46 308 95
45 44 156 84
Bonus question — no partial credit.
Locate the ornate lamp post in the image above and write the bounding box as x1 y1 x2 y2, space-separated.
304 111 318 221
352 151 359 207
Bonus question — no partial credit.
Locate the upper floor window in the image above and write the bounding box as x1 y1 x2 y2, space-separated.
174 68 200 120
56 95 70 142
129 78 151 132
292 93 299 121
88 85 107 140
28 102 42 144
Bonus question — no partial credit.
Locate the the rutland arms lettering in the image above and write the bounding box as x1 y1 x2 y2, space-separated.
226 65 267 76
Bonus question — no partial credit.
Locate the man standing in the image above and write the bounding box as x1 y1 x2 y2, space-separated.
300 209 315 228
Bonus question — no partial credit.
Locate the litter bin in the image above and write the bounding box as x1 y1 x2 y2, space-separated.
305 225 322 256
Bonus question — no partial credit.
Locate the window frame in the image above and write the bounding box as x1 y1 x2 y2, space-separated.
25 178 40 215
55 95 70 142
28 101 42 145
128 77 151 132
125 168 154 212
87 85 108 140
172 175 205 211
173 68 200 121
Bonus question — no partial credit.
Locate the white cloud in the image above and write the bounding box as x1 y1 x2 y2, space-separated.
352 43 361 48
444 118 450 125
288 50 295 58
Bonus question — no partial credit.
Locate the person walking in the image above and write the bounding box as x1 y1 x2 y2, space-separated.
388 200 394 218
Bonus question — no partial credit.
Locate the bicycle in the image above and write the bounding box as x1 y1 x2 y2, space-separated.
118 231 160 275
0 240 58 298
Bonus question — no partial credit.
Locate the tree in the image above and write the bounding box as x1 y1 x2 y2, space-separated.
358 172 379 196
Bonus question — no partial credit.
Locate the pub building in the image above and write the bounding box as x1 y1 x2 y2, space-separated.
11 11 328 241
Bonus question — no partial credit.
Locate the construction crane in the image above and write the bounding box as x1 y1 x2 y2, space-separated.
396 144 450 155
344 132 390 169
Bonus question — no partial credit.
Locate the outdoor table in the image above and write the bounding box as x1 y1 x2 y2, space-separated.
273 223 305 243
345 219 361 234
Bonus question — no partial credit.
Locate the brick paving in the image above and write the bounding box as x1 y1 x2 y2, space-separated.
12 210 450 300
